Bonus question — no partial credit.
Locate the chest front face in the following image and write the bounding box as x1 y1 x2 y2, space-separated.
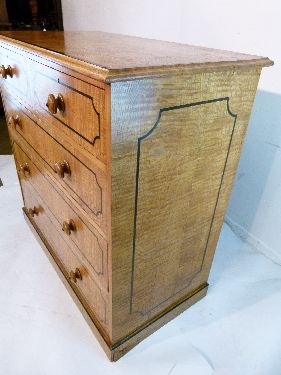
0 39 112 342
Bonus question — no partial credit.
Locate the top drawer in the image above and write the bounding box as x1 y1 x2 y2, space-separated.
0 44 30 98
0 42 107 164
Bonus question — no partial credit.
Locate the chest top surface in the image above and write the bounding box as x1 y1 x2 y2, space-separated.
0 31 273 81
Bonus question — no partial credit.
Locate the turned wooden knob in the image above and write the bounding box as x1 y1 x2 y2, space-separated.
28 206 38 217
46 93 65 114
62 219 76 235
8 114 22 129
0 64 13 79
54 160 71 178
19 162 30 175
69 268 82 283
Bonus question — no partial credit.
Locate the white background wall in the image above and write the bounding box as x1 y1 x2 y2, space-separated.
61 0 281 263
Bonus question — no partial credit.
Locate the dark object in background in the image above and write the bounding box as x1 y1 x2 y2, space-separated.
5 0 32 28
0 108 12 154
0 0 63 30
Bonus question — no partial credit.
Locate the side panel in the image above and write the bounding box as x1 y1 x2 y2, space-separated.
132 99 236 315
111 68 261 342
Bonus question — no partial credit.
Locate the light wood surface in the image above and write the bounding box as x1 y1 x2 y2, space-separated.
0 31 273 81
110 67 262 342
0 31 272 360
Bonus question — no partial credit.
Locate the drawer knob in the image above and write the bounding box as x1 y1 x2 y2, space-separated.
8 115 22 129
69 268 82 283
62 219 76 235
28 207 39 217
46 93 65 114
0 64 13 79
54 160 71 178
19 162 30 175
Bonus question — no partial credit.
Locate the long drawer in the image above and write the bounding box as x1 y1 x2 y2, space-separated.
4 96 108 233
21 179 108 326
13 141 108 292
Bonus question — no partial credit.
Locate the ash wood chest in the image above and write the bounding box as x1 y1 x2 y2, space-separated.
0 31 272 360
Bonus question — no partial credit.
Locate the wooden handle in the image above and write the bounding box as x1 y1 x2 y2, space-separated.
19 162 30 176
28 207 39 217
46 93 65 114
62 219 76 235
69 268 82 283
0 64 13 79
54 160 71 178
8 114 22 129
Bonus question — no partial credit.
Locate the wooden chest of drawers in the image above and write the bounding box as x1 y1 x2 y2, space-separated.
0 31 272 360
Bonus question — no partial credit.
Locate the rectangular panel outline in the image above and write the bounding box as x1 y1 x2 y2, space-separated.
130 97 237 314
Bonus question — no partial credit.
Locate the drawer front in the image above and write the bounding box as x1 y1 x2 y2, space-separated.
30 58 106 163
4 97 107 233
0 42 107 164
14 142 108 292
21 180 108 326
0 44 30 99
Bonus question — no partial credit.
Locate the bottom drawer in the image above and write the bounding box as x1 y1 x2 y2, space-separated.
22 180 108 327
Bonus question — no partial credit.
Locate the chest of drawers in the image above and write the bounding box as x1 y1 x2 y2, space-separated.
0 31 272 360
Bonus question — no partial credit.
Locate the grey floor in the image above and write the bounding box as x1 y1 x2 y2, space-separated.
0 154 281 375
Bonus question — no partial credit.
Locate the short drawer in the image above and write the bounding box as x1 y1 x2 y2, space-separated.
30 58 107 163
22 180 108 326
14 142 108 292
5 97 107 233
0 42 107 163
0 43 30 98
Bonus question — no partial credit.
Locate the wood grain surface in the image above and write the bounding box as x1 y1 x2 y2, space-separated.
0 31 272 360
110 67 262 342
0 31 273 81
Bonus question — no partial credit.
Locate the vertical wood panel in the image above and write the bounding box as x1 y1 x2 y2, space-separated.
111 68 261 342
131 99 236 315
